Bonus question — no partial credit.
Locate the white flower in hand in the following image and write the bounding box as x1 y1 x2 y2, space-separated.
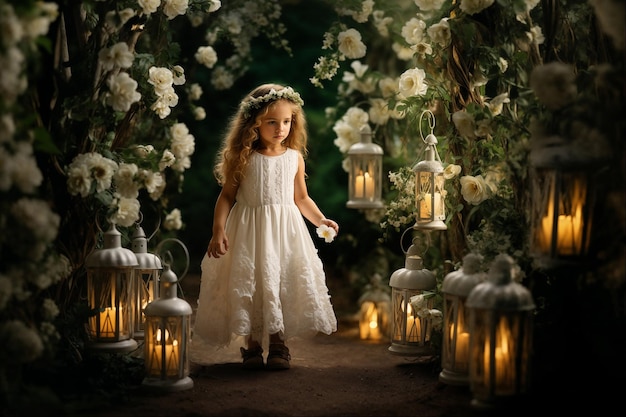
316 224 336 243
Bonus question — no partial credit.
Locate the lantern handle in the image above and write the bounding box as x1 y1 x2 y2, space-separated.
135 210 162 243
419 110 436 144
400 226 431 255
155 238 190 297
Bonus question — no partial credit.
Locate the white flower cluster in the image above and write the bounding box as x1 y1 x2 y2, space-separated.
0 1 66 365
149 66 185 119
240 87 304 117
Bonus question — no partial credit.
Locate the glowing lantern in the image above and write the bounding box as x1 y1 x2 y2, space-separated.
413 110 446 231
347 124 384 209
439 253 486 386
388 240 437 356
143 264 193 391
85 223 138 352
466 254 535 408
131 222 162 339
358 273 391 341
529 137 607 269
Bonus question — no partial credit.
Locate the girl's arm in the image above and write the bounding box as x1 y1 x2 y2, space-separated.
294 152 339 234
207 177 239 258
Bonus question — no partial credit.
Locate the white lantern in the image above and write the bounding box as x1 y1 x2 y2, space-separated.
347 124 384 209
142 264 193 391
85 223 138 352
439 253 486 386
357 273 391 341
529 137 606 270
131 222 162 339
466 254 535 409
388 241 437 356
413 111 446 231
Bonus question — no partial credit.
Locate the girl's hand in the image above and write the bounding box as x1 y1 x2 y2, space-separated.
320 218 339 235
207 232 229 258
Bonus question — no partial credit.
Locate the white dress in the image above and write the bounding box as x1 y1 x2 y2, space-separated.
189 148 337 364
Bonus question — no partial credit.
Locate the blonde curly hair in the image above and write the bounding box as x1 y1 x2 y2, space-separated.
213 83 308 186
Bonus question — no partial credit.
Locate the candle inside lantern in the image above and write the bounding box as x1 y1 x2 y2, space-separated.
405 303 421 342
419 192 443 218
455 331 470 366
359 301 382 340
150 328 180 376
355 171 374 199
99 307 122 338
540 198 583 256
482 318 514 389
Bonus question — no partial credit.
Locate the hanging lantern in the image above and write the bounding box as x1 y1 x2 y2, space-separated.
347 124 384 209
413 111 446 231
143 264 193 391
85 223 138 352
439 253 486 386
388 237 438 357
131 222 162 340
357 273 391 341
466 254 535 409
529 137 607 270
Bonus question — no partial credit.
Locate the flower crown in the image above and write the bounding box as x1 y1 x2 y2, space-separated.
240 87 304 117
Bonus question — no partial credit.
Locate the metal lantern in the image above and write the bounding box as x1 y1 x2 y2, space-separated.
529 137 606 269
347 124 384 209
143 264 193 391
85 223 138 352
413 111 446 231
439 253 486 386
466 254 535 409
388 239 437 356
357 273 391 341
131 222 162 339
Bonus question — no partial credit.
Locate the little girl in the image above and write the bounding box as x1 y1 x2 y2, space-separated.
190 83 339 370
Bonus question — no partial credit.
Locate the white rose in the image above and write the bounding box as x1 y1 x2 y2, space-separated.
427 18 451 47
460 175 490 205
148 66 174 95
195 46 218 69
105 72 141 112
162 0 188 20
399 67 428 98
337 28 366 59
98 42 134 71
138 0 161 15
459 0 495 15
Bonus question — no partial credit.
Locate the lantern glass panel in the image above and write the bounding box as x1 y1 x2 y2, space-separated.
416 171 445 222
359 300 390 341
87 268 134 341
469 309 533 401
442 294 470 373
145 315 190 379
390 288 432 347
348 154 383 208
134 269 159 337
531 169 592 263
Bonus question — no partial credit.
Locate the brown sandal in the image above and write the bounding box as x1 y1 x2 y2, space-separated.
240 346 264 370
266 343 291 370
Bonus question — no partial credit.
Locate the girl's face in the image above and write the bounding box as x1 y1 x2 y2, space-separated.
257 100 294 148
